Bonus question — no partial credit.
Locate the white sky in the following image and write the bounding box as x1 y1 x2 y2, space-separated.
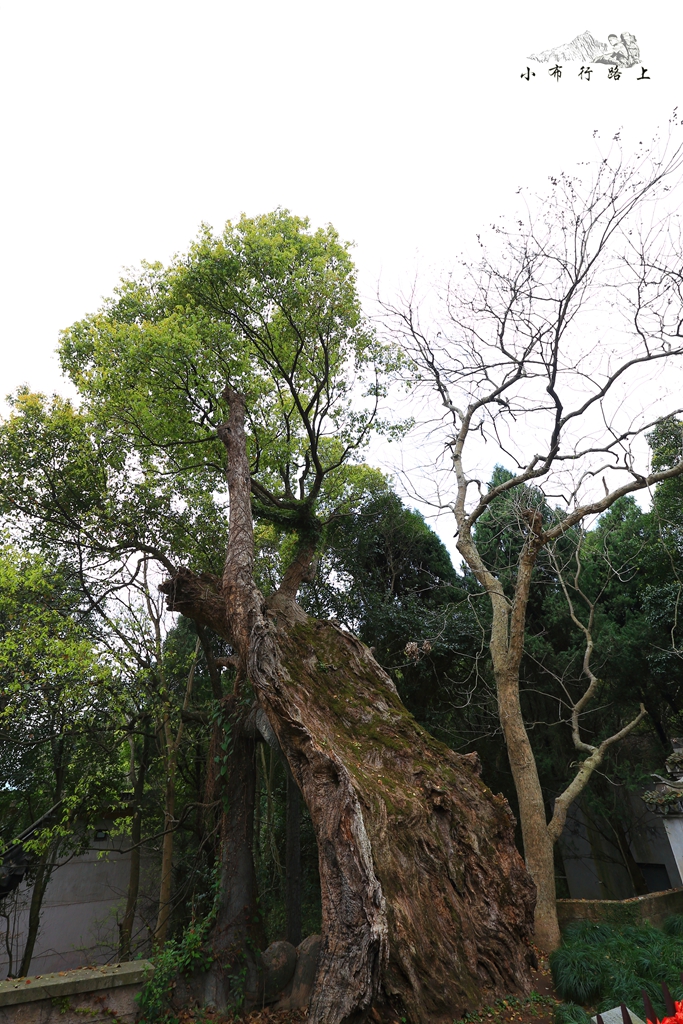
0 0 680 555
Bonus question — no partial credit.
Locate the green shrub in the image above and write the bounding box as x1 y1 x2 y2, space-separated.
562 921 618 946
662 915 683 937
550 919 683 1017
554 1004 592 1024
137 925 215 1023
550 943 608 1004
137 871 220 1023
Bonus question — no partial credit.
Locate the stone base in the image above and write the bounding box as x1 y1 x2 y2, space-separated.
273 935 321 1011
243 935 321 1012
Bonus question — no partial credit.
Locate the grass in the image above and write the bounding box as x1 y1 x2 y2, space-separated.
553 1005 591 1024
550 917 683 1018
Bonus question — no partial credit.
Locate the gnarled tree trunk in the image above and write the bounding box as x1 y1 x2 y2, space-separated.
159 390 536 1024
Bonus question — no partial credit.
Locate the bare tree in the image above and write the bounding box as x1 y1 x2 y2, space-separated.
383 120 683 950
544 535 647 846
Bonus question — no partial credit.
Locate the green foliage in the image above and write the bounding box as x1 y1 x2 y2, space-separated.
300 484 487 744
472 466 554 585
137 923 214 1023
0 387 227 575
56 210 403 545
0 209 403 971
550 921 683 1014
137 867 221 1022
551 942 608 1003
554 1005 591 1024
648 418 683 473
0 539 124 858
253 744 322 944
662 915 683 937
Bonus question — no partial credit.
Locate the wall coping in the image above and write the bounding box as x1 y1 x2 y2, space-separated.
557 886 683 908
0 961 153 1007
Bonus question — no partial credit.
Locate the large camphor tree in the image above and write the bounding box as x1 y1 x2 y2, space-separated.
5 213 535 1022
383 125 683 951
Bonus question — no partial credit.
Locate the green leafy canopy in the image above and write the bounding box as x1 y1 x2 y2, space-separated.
58 210 405 534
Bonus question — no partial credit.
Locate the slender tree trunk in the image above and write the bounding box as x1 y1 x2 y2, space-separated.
119 733 149 960
459 528 563 951
120 805 143 959
1 908 13 978
160 389 536 1024
260 744 282 878
154 717 177 948
214 706 261 955
254 746 262 874
197 623 224 700
19 735 66 976
286 770 302 947
495 665 559 951
18 845 55 977
153 638 199 948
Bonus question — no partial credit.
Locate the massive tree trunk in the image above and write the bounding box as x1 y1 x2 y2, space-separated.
159 390 536 1024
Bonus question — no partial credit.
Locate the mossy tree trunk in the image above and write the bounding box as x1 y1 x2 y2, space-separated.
160 390 536 1024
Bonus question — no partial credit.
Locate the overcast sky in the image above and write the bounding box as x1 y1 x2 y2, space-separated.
1 0 677 393
0 0 680 551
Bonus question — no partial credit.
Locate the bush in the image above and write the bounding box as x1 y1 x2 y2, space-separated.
662 915 683 937
551 943 608 1004
554 1004 592 1024
137 871 220 1023
136 925 214 1023
550 920 683 1016
562 921 618 946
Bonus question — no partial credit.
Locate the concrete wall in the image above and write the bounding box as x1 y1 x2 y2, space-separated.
557 886 683 930
558 795 681 901
559 802 630 900
0 831 156 980
0 961 152 1024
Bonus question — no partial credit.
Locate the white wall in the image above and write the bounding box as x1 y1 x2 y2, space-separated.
0 833 156 979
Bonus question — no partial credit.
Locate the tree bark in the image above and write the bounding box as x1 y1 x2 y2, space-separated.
154 638 200 948
458 516 647 952
160 389 536 1024
201 697 265 1008
153 715 178 948
458 530 561 951
119 732 149 959
494 666 558 952
18 845 55 977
